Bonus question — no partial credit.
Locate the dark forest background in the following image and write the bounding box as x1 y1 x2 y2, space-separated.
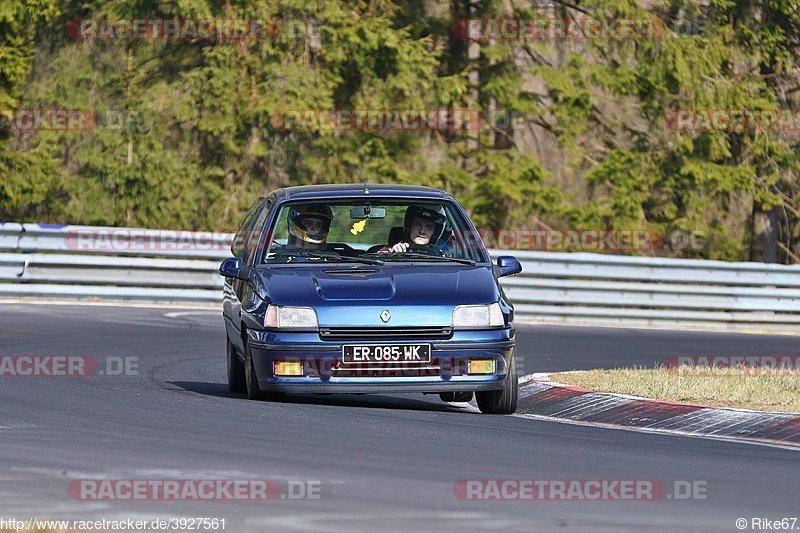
2 0 799 261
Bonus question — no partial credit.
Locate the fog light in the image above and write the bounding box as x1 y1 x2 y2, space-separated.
468 359 495 374
274 361 303 376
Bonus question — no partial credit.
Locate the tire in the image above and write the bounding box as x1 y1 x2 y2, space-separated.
244 339 284 402
244 340 265 400
439 391 474 403
476 351 518 415
227 337 246 393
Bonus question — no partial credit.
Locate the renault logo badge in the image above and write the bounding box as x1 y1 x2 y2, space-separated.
380 310 391 323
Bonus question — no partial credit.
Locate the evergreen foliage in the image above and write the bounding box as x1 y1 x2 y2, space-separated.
1 0 798 261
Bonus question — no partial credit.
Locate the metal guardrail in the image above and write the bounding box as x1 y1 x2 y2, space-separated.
0 223 226 303
0 223 23 251
4 223 233 259
1 223 799 332
498 251 800 331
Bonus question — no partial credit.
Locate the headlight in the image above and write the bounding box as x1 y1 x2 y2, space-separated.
452 303 504 329
264 305 318 330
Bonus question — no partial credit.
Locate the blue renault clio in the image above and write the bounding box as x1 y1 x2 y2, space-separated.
219 184 522 414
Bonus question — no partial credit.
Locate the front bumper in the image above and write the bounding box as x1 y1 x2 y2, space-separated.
246 328 515 394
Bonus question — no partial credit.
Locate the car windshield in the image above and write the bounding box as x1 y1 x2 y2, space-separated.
261 199 486 264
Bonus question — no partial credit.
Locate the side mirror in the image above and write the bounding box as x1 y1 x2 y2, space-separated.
219 257 250 280
496 256 522 277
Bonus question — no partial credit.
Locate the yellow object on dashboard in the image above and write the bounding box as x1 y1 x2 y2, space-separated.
350 219 367 235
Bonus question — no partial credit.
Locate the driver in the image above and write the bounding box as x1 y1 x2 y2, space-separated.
384 205 447 253
287 205 333 250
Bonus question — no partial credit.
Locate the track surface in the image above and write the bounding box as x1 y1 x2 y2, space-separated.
1 303 799 532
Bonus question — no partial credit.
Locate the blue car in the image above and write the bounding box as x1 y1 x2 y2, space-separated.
219 184 522 414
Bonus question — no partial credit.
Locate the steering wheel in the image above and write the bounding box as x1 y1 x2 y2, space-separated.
407 243 438 255
361 243 439 255
328 242 358 256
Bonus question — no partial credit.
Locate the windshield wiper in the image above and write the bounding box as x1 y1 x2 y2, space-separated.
400 252 476 265
361 252 476 266
269 250 384 266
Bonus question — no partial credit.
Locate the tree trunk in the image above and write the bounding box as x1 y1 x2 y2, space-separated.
750 204 779 263
467 0 480 151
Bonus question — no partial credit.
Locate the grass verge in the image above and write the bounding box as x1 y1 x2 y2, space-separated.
550 367 800 413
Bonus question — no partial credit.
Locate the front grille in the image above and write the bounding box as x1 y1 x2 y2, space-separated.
319 326 452 341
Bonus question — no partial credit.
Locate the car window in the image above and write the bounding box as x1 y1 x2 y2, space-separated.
242 197 273 265
231 197 266 258
261 199 487 264
270 204 406 247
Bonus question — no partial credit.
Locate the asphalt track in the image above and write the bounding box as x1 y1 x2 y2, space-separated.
1 303 799 532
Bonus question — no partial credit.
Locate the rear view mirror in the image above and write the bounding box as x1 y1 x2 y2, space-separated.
350 206 386 219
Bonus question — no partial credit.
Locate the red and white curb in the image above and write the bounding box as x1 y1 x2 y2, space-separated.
516 373 800 449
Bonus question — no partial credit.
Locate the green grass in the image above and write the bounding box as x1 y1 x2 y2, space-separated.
550 366 800 412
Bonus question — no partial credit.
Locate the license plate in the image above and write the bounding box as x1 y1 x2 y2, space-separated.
342 344 431 364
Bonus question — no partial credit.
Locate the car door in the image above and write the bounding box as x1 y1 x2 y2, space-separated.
224 196 270 352
235 196 277 337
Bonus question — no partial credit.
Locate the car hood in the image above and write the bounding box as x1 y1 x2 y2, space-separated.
251 263 499 327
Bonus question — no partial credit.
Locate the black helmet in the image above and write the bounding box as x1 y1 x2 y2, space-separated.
403 205 447 244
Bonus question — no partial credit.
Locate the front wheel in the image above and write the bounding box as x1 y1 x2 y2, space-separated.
227 337 246 393
244 339 284 402
244 341 264 400
476 352 518 414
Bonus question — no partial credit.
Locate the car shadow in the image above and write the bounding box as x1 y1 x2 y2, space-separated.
167 380 477 413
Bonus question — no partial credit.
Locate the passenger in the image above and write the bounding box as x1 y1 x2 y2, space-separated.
383 205 447 254
287 205 333 250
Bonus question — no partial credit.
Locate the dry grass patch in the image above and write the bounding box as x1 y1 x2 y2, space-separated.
550 366 800 412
